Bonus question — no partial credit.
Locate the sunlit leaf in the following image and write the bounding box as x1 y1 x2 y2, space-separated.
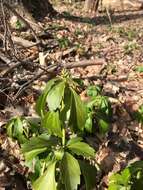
36 78 60 117
66 137 83 146
67 139 95 158
22 134 58 153
42 111 62 137
24 147 47 161
69 88 87 131
61 152 81 190
33 161 57 190
47 81 65 111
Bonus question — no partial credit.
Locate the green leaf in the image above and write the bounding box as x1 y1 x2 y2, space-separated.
85 113 93 133
98 119 109 134
67 139 95 158
7 119 15 137
33 161 57 190
6 117 26 143
13 117 23 138
69 88 87 131
79 160 97 190
134 105 143 124
36 78 59 117
87 96 110 114
29 157 42 182
121 168 131 186
86 85 101 97
135 66 143 73
66 137 83 146
24 147 47 161
47 81 65 111
42 111 62 137
61 152 81 190
22 134 58 153
108 169 131 190
60 87 71 122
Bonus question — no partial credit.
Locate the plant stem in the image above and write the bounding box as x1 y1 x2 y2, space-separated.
62 128 65 147
41 162 46 175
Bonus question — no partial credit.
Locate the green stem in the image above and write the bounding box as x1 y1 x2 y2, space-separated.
62 128 65 147
41 162 46 175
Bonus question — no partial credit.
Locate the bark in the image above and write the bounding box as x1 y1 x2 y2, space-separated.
84 0 100 13
1 0 57 21
20 0 57 20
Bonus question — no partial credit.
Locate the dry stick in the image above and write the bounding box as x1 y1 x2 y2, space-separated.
0 51 12 65
3 2 40 44
0 89 15 108
11 36 39 48
14 58 105 99
64 58 105 69
0 31 39 48
14 65 58 99
0 51 24 77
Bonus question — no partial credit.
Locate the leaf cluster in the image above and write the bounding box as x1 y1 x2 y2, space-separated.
6 71 99 190
108 161 143 190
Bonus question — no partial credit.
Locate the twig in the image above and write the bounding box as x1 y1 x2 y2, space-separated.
0 51 12 65
64 58 105 69
0 32 39 49
14 64 58 99
14 58 105 99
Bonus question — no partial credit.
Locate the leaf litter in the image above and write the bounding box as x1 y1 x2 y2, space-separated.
0 1 143 189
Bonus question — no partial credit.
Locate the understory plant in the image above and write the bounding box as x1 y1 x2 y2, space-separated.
108 160 143 190
85 85 111 134
7 70 98 190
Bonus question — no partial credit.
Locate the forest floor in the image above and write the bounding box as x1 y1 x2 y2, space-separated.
0 1 143 189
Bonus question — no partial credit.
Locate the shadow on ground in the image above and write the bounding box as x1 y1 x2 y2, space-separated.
59 10 143 25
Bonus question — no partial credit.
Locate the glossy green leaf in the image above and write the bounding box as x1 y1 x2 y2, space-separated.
61 152 81 190
24 147 47 161
67 139 95 158
69 88 87 131
79 160 97 190
47 81 65 111
66 137 83 146
36 78 59 117
42 111 62 137
33 161 57 190
108 169 131 190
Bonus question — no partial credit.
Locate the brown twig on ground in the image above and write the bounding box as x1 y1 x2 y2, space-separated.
0 33 39 48
64 58 105 69
14 58 105 98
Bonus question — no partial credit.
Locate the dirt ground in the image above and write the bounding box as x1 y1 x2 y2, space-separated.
0 1 143 189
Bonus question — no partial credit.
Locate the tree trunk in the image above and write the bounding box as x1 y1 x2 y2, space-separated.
20 0 57 20
2 0 57 21
84 0 100 14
